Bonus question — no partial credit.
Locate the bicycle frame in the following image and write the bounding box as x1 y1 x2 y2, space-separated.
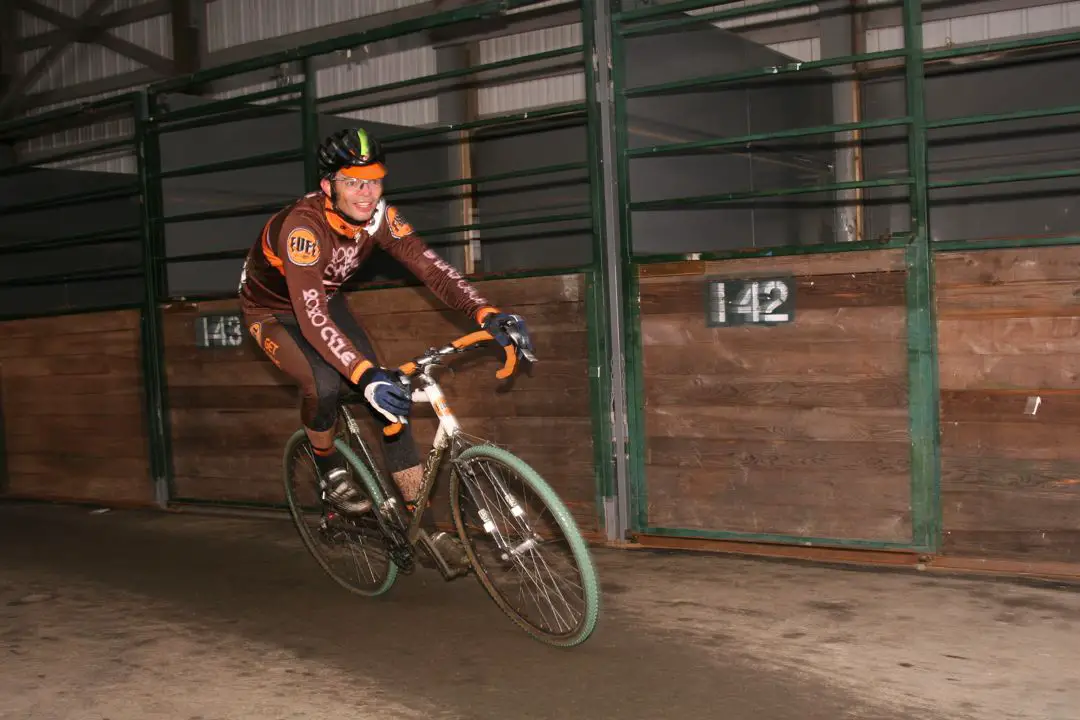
344 326 534 564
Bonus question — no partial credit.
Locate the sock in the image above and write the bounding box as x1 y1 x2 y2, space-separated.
311 443 342 477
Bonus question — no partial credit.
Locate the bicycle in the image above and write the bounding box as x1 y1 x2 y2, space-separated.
280 323 601 648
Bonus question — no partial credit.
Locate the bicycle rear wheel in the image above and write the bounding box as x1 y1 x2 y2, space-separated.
282 408 399 597
449 443 600 647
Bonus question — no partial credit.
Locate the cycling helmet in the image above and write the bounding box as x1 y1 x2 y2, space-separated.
317 127 386 181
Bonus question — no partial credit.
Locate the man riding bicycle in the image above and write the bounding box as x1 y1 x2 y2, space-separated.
238 127 533 571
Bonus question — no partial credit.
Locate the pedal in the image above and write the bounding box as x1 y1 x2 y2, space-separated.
416 529 471 581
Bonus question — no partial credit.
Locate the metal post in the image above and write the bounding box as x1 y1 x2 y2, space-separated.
134 90 174 507
584 0 632 542
301 57 319 192
901 0 942 552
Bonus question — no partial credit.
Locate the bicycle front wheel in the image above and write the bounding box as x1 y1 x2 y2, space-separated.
449 443 600 647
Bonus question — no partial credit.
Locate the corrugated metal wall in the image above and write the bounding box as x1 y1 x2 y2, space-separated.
9 0 1080 169
16 0 172 95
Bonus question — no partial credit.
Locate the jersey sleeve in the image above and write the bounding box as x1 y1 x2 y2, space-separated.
374 204 495 322
278 220 373 384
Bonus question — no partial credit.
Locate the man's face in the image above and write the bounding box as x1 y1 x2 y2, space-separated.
322 174 384 223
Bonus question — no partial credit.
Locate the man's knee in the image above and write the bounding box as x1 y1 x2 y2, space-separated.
303 363 342 432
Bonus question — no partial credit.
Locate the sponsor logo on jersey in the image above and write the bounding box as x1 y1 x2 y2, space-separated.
301 288 358 367
421 249 487 307
287 227 320 266
327 245 362 282
249 321 262 345
386 206 414 240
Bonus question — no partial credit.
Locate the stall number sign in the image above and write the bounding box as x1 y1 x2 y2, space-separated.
706 276 795 327
196 313 244 348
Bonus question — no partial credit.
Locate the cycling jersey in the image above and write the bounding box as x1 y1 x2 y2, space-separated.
239 192 492 384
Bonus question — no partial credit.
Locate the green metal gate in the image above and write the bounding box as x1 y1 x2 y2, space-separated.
606 0 1080 552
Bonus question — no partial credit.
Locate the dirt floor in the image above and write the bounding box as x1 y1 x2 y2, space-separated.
1 502 1078 720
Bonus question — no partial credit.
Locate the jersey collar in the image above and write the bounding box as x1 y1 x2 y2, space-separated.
323 196 387 240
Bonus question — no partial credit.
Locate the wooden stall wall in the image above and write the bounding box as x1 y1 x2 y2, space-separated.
0 309 153 506
162 273 601 537
636 249 913 543
936 246 1080 566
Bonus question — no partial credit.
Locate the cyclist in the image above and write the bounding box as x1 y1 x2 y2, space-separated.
238 127 533 570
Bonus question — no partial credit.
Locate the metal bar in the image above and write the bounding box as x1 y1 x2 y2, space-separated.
148 0 558 93
381 102 587 145
147 103 299 135
583 0 627 544
417 211 593 237
637 526 927 551
620 0 820 37
930 167 1080 190
155 149 302 180
166 248 247 264
902 0 942 554
626 117 912 158
392 161 588 196
0 267 144 287
0 185 140 216
928 103 1080 130
0 137 134 176
628 177 911 211
301 58 319 192
610 17 649 535
319 45 583 109
135 90 174 509
932 235 1080 251
160 201 288 224
615 0 745 21
0 94 134 138
0 227 142 255
924 30 1080 61
623 48 907 99
153 83 303 124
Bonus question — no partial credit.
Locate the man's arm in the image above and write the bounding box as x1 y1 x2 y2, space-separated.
280 223 373 383
374 205 497 324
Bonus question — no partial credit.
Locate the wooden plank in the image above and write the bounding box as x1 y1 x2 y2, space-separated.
5 473 152 505
348 273 585 316
642 342 907 379
645 376 908 409
0 354 141 379
935 279 1080 319
645 465 911 541
938 353 1080 390
0 309 141 339
0 330 140 360
641 306 906 346
942 421 1080 462
645 405 911 443
941 389 1080 425
943 487 1080 533
639 271 906 316
937 317 1080 356
647 438 911 475
941 455 1080 492
638 248 906 279
943 529 1080 564
6 452 147 479
935 246 1080 285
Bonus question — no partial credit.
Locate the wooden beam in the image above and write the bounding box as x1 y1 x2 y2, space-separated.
170 0 203 76
16 0 171 53
0 0 115 118
13 0 175 75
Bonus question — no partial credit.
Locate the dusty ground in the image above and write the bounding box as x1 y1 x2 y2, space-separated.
1 502 1077 720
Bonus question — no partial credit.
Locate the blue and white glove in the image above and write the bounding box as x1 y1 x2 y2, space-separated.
481 310 536 362
358 367 411 424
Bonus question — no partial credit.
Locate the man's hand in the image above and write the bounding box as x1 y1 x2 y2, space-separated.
358 367 412 424
481 310 537 364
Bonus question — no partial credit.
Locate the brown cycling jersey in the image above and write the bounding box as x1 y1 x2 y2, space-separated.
239 192 492 384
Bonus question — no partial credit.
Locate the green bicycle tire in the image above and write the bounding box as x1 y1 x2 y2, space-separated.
450 443 601 648
282 428 399 597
